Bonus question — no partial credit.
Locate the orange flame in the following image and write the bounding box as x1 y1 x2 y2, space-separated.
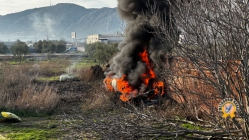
104 75 137 101
104 48 165 102
139 48 165 97
103 76 115 92
152 81 164 97
139 48 156 85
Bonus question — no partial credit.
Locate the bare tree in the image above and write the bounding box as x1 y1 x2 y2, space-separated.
143 0 249 138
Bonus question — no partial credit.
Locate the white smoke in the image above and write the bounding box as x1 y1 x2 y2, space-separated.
29 13 56 37
59 62 77 82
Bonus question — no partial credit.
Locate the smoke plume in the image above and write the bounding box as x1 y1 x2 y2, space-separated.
30 13 56 39
106 0 178 93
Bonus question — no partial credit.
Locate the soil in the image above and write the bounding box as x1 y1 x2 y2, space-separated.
50 80 91 103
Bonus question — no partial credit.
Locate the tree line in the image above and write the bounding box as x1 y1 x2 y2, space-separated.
0 39 67 62
33 40 66 53
0 42 8 54
0 39 67 54
0 40 119 65
84 42 119 65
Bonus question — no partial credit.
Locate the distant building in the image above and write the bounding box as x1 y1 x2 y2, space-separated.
86 33 123 44
66 43 74 48
27 44 33 47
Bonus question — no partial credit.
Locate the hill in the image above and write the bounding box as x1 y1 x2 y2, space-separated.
0 3 122 41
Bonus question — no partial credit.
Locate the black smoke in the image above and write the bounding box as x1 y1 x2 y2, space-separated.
106 0 179 93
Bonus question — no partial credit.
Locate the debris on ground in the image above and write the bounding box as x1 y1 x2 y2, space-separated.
1 112 21 123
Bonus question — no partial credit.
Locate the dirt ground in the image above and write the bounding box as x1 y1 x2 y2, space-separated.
0 56 126 139
0 77 181 139
0 79 106 139
0 57 220 139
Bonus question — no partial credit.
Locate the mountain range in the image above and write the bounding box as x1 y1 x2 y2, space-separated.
0 3 123 42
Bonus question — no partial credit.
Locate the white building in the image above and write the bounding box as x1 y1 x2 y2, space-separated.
86 33 123 44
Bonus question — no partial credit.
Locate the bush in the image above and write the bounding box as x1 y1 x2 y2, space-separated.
10 40 29 62
84 42 119 65
0 42 8 54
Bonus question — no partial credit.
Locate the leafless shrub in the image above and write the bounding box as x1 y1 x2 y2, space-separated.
141 0 249 138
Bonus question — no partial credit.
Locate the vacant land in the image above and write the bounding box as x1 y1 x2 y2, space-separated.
0 55 104 139
0 55 238 140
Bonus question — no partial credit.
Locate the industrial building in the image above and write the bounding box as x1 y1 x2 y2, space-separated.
86 33 123 44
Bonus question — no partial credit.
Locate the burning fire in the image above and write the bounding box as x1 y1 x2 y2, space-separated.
104 75 137 102
104 48 165 102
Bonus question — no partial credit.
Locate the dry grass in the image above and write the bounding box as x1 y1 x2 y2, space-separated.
77 65 110 111
33 60 70 77
0 59 108 115
0 64 35 102
77 65 105 81
3 85 59 113
77 65 115 111
0 61 64 114
82 84 114 111
77 67 92 81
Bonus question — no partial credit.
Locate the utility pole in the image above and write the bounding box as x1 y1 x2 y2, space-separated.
47 32 49 41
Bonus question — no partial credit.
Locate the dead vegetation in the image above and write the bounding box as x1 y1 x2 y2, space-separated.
1 1 247 139
0 54 243 139
78 65 105 81
0 56 244 139
0 60 63 114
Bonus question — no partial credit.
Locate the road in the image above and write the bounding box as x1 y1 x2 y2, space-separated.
0 53 88 60
77 46 85 52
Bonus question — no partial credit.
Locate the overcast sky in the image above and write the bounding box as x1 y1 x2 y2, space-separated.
0 0 117 15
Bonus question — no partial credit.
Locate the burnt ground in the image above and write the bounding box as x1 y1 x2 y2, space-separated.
49 79 91 105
